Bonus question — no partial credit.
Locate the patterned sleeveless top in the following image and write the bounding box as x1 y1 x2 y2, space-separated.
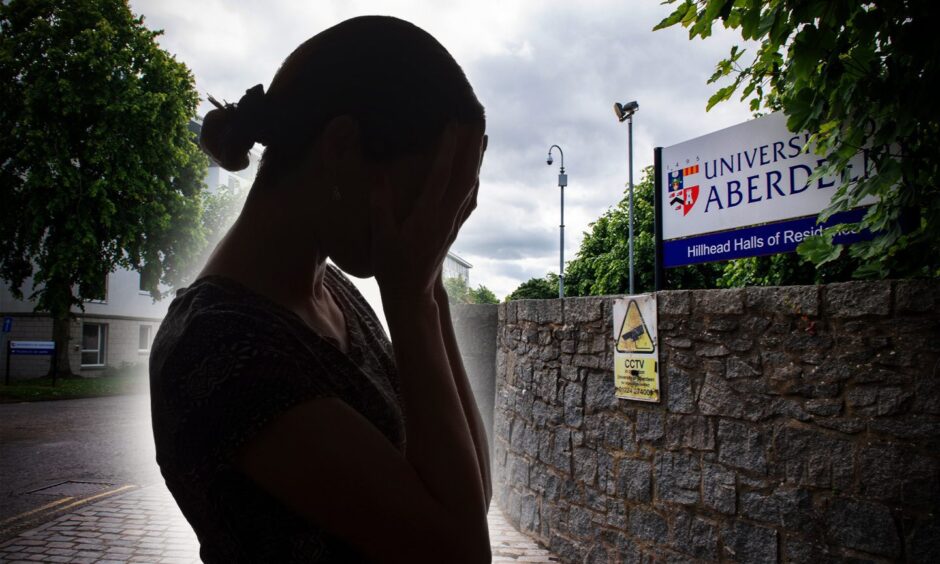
149 264 406 563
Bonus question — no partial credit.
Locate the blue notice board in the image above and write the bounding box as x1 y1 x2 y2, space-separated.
9 341 56 355
2 317 11 333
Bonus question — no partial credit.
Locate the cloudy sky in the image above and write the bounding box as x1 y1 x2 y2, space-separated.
130 0 753 307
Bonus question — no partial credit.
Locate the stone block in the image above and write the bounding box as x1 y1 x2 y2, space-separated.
847 385 913 417
726 356 761 379
615 458 652 502
585 370 617 413
693 288 745 314
702 462 736 515
824 280 891 318
551 427 572 474
568 504 598 540
804 398 843 417
720 521 778 564
550 532 583 562
565 297 604 324
666 365 694 414
564 381 584 427
585 544 610 564
745 285 820 316
602 416 636 452
655 451 700 505
536 299 563 324
740 486 814 532
573 447 598 486
508 453 529 487
498 301 516 325
699 375 770 421
697 343 730 358
516 300 540 322
665 414 715 451
520 493 539 533
773 426 854 490
635 409 665 441
531 400 563 427
717 419 768 474
658 290 690 315
671 511 719 561
826 498 900 557
894 279 938 314
628 507 667 543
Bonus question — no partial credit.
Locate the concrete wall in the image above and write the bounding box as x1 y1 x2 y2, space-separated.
492 280 940 563
452 303 498 449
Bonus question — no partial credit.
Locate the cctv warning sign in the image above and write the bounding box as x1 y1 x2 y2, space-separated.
613 296 660 402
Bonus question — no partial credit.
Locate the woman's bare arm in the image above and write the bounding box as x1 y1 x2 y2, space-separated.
433 277 492 510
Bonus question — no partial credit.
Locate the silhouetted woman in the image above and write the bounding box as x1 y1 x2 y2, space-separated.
149 16 491 563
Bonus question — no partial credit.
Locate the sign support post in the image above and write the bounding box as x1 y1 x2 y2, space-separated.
653 147 665 291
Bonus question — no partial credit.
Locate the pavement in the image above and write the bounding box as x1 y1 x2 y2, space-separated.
0 394 558 563
0 482 558 563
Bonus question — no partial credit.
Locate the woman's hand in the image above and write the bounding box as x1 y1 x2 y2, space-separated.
370 123 485 300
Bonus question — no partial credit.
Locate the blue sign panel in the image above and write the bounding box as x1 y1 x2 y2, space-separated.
2 317 11 333
9 340 56 355
663 208 870 268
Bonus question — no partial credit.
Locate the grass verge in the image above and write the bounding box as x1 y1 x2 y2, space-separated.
0 367 149 402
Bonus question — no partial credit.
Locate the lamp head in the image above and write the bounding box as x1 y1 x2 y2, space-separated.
614 100 640 122
547 153 553 166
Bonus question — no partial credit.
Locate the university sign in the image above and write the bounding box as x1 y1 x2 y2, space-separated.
654 112 876 270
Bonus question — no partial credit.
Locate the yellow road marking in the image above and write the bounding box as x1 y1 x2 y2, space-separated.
0 496 74 525
57 484 136 512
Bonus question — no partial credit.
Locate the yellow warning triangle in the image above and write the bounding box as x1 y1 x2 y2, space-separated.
617 300 655 353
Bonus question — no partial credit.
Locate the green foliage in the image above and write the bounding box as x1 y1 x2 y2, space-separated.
505 274 559 301
468 284 499 304
655 0 940 279
0 0 208 317
564 167 721 296
442 276 499 304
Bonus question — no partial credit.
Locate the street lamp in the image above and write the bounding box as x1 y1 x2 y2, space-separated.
613 100 639 294
546 145 567 298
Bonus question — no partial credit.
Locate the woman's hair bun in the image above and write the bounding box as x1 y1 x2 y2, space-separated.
199 85 271 172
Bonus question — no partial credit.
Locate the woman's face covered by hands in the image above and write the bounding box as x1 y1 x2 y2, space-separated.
363 123 486 294
324 121 486 286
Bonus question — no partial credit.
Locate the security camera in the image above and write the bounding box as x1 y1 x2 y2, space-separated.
547 153 553 166
614 100 640 122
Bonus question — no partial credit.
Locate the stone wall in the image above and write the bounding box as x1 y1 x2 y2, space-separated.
492 280 940 563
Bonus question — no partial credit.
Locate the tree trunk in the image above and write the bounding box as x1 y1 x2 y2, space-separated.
45 278 77 380
50 313 76 380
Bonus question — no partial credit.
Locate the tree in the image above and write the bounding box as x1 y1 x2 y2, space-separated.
564 166 722 296
655 0 940 279
467 285 499 305
505 274 559 301
442 276 500 304
0 0 208 377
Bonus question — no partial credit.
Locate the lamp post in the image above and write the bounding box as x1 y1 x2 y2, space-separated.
546 145 567 298
614 101 639 294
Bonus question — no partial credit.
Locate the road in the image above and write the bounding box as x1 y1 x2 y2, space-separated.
0 393 161 532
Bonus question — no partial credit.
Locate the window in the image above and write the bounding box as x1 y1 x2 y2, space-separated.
139 325 152 352
81 323 107 367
